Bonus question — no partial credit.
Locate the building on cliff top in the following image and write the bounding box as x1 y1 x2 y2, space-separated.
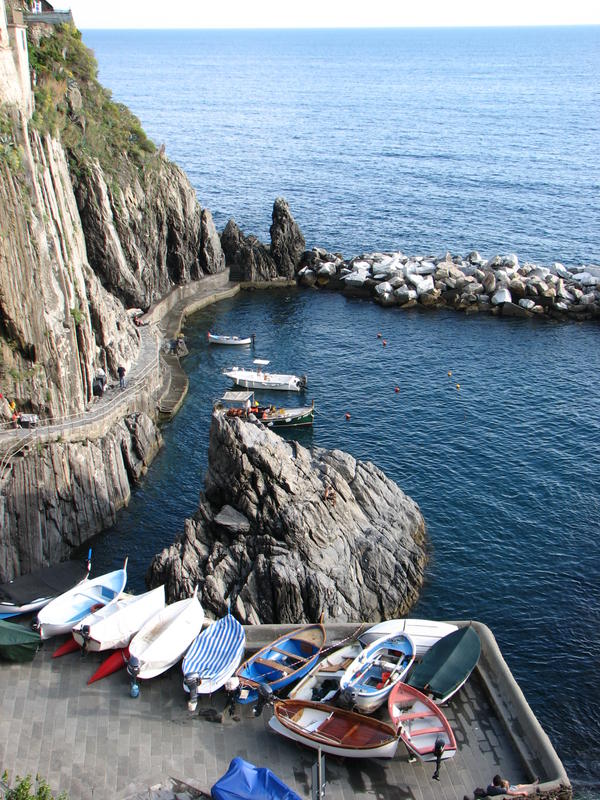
25 0 73 26
0 0 32 116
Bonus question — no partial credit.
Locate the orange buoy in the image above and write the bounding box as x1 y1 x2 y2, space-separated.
345 412 351 420
394 386 400 393
382 340 387 346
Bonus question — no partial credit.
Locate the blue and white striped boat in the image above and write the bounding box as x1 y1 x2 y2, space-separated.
182 612 246 710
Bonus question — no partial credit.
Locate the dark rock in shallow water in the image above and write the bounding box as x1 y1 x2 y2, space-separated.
147 411 428 624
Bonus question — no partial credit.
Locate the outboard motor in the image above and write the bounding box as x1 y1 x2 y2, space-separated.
80 625 91 655
185 674 200 712
127 655 141 698
224 676 240 717
432 736 446 780
337 687 357 710
253 683 274 717
299 375 308 390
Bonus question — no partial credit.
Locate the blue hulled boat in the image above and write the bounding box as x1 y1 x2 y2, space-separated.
235 623 325 704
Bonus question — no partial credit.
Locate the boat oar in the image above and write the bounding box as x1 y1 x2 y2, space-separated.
52 637 81 658
87 647 129 685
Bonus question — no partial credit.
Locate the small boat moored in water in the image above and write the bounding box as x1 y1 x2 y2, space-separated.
0 620 42 662
223 360 307 392
0 550 92 619
407 624 481 704
72 585 166 652
127 589 204 696
182 611 246 710
388 682 457 762
236 623 325 704
34 559 128 640
339 632 415 714
268 699 399 759
208 332 254 346
217 391 315 428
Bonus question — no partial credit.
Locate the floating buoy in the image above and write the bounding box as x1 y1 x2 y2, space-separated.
394 386 400 393
377 333 382 338
382 340 387 347
456 383 460 390
345 412 351 420
448 370 452 377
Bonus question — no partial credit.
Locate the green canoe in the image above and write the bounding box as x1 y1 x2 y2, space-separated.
0 619 41 663
407 625 481 702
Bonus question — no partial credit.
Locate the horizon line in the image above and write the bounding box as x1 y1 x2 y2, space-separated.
78 23 600 31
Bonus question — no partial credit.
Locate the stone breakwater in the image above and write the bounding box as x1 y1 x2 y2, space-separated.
297 249 600 321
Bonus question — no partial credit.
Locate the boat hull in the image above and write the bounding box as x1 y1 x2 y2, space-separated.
340 632 415 714
223 368 306 392
182 613 246 695
407 625 481 704
388 682 457 762
129 595 204 680
0 620 41 663
269 701 399 759
208 334 252 346
35 565 127 640
0 558 90 619
260 407 314 428
288 642 363 703
359 619 458 658
236 623 325 704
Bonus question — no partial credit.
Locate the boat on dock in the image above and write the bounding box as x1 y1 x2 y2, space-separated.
268 699 399 759
223 360 307 392
0 620 41 662
339 632 415 714
72 585 165 652
407 625 481 703
218 391 315 428
182 612 246 710
359 618 458 658
127 589 204 689
236 623 325 704
34 559 128 640
288 641 363 703
0 551 92 620
208 332 254 346
388 682 457 762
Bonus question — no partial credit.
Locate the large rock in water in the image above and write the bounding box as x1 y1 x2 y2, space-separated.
147 412 428 624
270 196 306 278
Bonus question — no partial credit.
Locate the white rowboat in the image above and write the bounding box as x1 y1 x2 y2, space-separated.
208 332 253 346
339 632 415 714
388 682 457 762
288 642 363 703
72 585 165 652
35 559 128 640
223 360 307 392
359 619 458 658
128 590 204 680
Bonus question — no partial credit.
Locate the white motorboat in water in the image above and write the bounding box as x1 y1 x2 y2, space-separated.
223 360 307 392
208 332 254 346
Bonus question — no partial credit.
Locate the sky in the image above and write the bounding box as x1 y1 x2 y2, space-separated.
66 0 600 29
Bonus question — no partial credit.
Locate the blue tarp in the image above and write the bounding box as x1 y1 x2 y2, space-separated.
211 757 302 800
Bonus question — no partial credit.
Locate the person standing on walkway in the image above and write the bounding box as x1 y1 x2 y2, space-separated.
117 365 126 390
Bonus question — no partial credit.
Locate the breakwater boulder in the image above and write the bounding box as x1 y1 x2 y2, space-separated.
147 411 427 624
298 251 600 322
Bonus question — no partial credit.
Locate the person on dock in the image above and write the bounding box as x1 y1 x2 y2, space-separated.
485 774 540 797
117 365 126 389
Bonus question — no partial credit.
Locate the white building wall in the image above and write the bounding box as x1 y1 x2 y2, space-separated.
0 0 33 117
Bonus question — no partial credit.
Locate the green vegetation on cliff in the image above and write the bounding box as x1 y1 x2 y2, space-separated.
27 24 155 175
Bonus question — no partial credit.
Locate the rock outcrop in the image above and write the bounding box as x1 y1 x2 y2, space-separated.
147 411 428 624
0 411 162 580
221 196 305 282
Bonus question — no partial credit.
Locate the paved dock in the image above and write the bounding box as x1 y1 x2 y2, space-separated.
0 622 560 800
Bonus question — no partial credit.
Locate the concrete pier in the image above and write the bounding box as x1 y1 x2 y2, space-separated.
0 621 570 800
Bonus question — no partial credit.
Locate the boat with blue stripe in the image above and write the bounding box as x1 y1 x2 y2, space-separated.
339 631 415 714
182 612 246 710
236 623 326 704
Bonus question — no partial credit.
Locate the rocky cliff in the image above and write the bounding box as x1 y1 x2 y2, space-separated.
0 20 225 578
147 411 428 624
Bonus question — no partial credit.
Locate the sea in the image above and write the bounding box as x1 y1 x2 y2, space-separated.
80 27 600 797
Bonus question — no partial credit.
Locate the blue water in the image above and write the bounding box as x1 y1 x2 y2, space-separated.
80 28 600 796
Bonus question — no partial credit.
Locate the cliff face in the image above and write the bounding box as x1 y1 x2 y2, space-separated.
0 21 225 577
148 412 428 624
